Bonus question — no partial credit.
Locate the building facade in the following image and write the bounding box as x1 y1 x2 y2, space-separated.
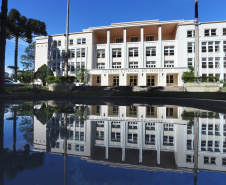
35 19 226 86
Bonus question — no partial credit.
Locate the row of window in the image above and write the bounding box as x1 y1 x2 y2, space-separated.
53 38 86 47
187 41 226 53
55 143 85 152
202 57 226 68
187 28 226 37
97 46 173 58
51 62 85 72
52 48 86 59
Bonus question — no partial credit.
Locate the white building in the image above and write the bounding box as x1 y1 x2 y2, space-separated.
33 103 226 173
35 19 226 86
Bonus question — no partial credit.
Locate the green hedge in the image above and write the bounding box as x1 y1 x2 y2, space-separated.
45 76 76 84
182 76 219 83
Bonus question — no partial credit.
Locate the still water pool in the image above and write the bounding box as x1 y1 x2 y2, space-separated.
1 101 226 185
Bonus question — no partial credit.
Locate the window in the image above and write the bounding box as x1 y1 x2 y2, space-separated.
215 41 220 52
224 41 226 52
76 62 85 69
146 61 156 68
129 48 138 57
97 49 105 58
146 35 154 41
76 48 85 57
145 134 155 145
70 49 75 58
130 36 138 42
97 63 105 69
163 136 174 146
202 42 207 52
53 50 56 59
205 29 216 36
215 58 220 68
202 124 207 134
75 131 84 141
146 47 156 56
224 57 226 68
222 158 226 165
208 124 213 135
186 155 194 163
164 46 174 56
111 132 121 142
188 42 195 53
57 40 61 46
128 133 138 144
188 58 193 67
187 139 193 150
77 38 86 44
116 37 123 43
202 58 207 68
204 156 216 164
97 76 101 83
166 75 174 83
56 142 59 148
112 49 121 57
145 123 155 130
146 107 155 116
187 30 195 37
223 28 226 36
166 108 174 117
112 62 121 68
96 131 104 140
164 61 174 67
129 62 138 68
57 50 60 59
68 144 71 150
208 58 214 68
164 124 174 131
208 42 213 52
128 106 137 116
75 145 84 152
128 122 137 129
70 39 73 45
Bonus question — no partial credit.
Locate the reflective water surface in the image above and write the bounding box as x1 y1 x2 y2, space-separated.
1 101 226 185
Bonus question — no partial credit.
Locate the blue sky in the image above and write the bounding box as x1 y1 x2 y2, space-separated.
2 0 226 74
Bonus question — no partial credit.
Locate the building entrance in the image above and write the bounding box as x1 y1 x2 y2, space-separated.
147 76 155 86
113 76 119 86
129 75 137 86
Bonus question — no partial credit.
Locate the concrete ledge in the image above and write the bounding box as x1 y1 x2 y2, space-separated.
49 83 72 91
184 82 220 92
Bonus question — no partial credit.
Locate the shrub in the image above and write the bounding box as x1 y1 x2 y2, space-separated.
44 75 76 84
45 76 55 84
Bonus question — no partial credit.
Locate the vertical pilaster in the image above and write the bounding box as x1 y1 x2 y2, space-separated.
107 30 110 69
140 27 144 68
158 26 162 68
123 28 127 68
105 121 109 159
156 123 162 164
138 122 143 163
121 121 126 162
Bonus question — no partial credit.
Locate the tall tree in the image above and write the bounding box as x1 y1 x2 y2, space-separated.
20 42 35 70
34 64 54 86
0 0 8 94
7 9 47 82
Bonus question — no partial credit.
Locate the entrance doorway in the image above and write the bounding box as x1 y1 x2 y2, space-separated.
146 74 158 86
113 76 119 86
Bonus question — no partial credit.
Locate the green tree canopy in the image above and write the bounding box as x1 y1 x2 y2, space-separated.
6 9 47 82
20 43 35 70
34 64 54 86
76 67 90 83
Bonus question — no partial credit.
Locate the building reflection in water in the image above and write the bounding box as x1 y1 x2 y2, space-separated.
33 103 226 175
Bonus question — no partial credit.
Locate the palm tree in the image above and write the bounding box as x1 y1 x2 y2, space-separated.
7 9 47 82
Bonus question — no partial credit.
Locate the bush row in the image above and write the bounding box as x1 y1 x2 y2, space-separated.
45 76 76 84
182 76 219 83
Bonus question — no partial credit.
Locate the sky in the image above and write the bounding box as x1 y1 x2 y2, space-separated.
2 0 226 75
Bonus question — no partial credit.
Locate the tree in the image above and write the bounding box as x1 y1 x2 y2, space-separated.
0 0 8 94
18 71 33 83
7 9 47 82
182 66 195 83
76 67 90 84
34 64 54 86
20 43 35 70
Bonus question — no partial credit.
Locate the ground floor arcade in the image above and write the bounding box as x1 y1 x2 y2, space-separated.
90 68 185 87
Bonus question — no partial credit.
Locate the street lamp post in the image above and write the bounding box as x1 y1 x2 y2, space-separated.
194 0 199 77
65 0 70 76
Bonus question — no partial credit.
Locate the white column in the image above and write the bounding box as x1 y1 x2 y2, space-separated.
138 122 143 163
220 41 224 80
123 28 127 68
60 50 63 76
140 27 144 68
156 123 162 164
105 121 109 159
107 29 111 69
121 121 126 161
158 26 162 68
199 42 202 76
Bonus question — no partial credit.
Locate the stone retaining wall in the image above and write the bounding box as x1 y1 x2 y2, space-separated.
184 82 221 92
